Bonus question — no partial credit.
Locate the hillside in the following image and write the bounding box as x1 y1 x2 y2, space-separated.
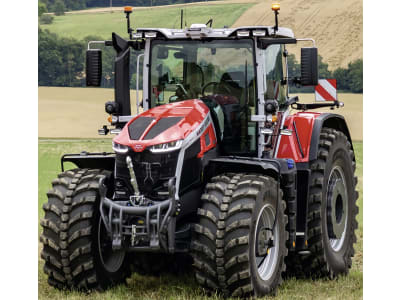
41 0 362 70
233 0 362 69
41 2 254 40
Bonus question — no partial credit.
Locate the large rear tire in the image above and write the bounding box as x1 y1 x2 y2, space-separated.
191 173 288 298
40 168 131 291
302 128 359 277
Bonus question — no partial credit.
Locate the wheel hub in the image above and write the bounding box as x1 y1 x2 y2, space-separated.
254 204 279 281
327 166 348 251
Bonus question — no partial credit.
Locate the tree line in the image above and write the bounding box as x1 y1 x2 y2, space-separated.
38 28 362 93
39 0 210 15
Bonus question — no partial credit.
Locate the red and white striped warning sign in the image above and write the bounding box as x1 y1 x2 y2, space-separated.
315 79 337 101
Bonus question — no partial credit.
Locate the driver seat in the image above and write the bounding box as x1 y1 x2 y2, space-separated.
219 71 244 101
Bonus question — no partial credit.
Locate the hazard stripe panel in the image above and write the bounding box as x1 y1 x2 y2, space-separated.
315 79 337 101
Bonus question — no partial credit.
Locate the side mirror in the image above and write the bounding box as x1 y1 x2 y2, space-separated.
300 47 318 86
86 49 102 86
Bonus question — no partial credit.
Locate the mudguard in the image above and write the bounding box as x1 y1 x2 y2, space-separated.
61 152 115 172
277 112 353 163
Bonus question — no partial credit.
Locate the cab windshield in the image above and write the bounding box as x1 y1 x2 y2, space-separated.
149 39 257 155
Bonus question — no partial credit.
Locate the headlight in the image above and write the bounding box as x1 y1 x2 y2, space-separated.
150 140 183 153
112 141 129 154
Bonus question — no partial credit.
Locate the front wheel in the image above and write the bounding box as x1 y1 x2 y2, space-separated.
40 169 131 291
191 173 288 298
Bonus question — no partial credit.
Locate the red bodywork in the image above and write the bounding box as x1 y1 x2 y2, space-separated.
277 112 321 163
114 99 216 155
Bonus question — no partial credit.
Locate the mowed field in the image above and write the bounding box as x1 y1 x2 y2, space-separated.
39 87 362 141
38 139 363 299
40 3 254 40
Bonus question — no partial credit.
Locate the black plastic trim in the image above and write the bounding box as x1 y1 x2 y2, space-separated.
61 152 115 172
309 113 353 161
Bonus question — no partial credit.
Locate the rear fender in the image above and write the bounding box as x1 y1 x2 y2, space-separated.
277 112 353 162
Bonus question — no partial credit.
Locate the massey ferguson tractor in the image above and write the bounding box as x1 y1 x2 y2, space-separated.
40 3 358 298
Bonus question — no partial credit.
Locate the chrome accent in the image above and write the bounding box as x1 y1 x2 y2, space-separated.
110 128 121 134
251 115 267 122
112 141 129 153
237 30 250 37
260 128 274 135
144 31 157 38
131 224 137 246
273 108 290 158
252 30 266 37
149 140 183 153
126 156 140 196
132 32 143 39
280 129 292 136
111 115 134 124
296 38 316 47
87 40 105 50
255 203 279 281
255 44 266 158
136 53 145 115
98 128 107 135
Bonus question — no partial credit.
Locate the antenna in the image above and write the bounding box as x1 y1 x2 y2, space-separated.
206 19 213 28
181 9 183 29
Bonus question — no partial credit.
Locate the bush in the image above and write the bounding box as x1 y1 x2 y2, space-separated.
40 14 54 25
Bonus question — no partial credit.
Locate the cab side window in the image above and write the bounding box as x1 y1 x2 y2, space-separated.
263 45 287 104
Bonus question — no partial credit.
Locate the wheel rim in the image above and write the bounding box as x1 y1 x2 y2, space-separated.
254 204 279 281
98 218 125 273
326 165 349 252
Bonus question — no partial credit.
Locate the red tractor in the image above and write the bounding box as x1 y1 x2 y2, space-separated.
40 4 358 298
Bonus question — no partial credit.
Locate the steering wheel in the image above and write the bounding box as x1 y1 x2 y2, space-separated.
201 81 232 96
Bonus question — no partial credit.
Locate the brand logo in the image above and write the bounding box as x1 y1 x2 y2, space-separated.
133 144 144 151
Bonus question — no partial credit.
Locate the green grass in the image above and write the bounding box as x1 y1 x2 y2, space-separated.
38 139 363 299
41 4 254 40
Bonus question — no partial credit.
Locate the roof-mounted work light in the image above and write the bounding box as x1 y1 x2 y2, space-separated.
271 2 280 11
271 2 280 32
124 6 133 39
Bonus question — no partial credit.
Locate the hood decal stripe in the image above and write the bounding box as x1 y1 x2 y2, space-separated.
128 117 155 140
143 117 183 140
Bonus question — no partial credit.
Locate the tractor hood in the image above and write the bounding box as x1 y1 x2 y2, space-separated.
113 99 211 153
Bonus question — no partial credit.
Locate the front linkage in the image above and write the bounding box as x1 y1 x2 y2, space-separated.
99 175 179 253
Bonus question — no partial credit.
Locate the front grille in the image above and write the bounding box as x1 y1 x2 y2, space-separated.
115 149 179 200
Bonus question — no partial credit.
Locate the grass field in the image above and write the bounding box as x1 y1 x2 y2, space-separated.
41 3 254 40
38 139 363 299
39 87 363 141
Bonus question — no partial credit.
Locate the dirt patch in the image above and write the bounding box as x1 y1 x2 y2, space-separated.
232 0 362 69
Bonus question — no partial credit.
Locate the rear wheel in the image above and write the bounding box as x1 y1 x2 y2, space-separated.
302 128 358 277
40 168 131 290
191 173 288 297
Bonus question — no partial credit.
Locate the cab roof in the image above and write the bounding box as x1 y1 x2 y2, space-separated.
136 25 294 40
